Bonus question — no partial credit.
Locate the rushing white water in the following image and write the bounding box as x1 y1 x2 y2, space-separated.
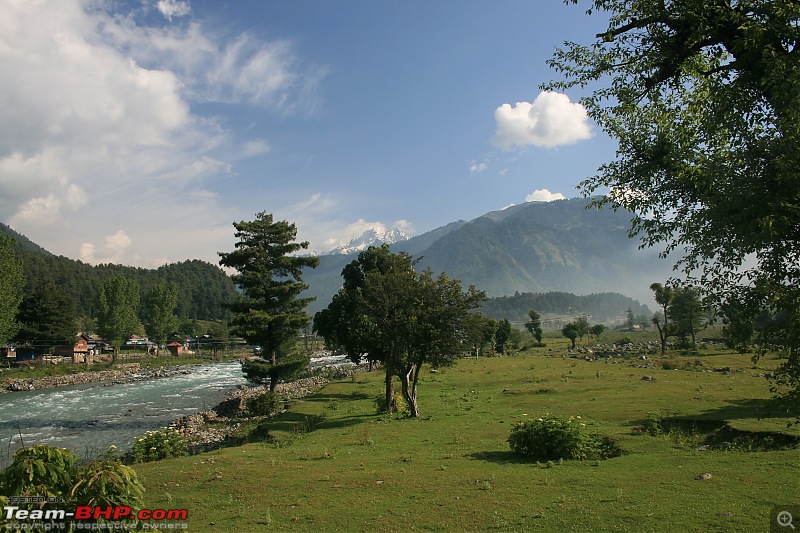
0 362 249 465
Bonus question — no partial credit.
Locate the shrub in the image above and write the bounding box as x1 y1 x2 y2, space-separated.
132 428 189 463
247 391 280 417
71 448 144 511
643 411 664 436
0 445 143 521
508 415 621 461
374 392 410 417
0 444 77 497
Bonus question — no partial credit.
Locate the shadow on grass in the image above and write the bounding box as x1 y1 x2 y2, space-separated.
692 398 797 421
253 411 376 435
467 451 533 464
304 392 373 403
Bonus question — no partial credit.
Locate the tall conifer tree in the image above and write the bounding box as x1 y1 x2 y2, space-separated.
219 212 319 392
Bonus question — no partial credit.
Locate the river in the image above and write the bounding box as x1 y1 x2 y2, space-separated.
0 362 249 466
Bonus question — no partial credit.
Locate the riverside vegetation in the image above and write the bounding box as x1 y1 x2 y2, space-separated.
124 332 797 532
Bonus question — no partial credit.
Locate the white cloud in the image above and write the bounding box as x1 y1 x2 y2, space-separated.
189 189 218 200
80 230 133 264
344 219 386 238
239 139 271 158
393 219 415 234
115 20 329 112
491 91 593 150
156 0 191 21
470 161 487 173
525 189 566 202
0 0 325 266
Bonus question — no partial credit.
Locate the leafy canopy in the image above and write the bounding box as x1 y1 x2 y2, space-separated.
546 0 800 406
314 245 486 416
96 276 141 354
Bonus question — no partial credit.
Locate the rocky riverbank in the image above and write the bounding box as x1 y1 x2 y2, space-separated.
0 363 191 392
170 367 366 451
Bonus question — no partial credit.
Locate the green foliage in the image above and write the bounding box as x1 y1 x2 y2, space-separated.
561 323 580 348
508 415 620 461
219 212 318 392
247 391 281 417
0 232 24 345
481 291 652 325
242 352 311 388
0 444 77 497
0 222 238 322
669 285 707 350
374 392 409 418
315 245 486 417
96 276 141 354
463 312 497 357
132 428 189 463
494 319 512 354
141 279 180 345
525 310 543 346
15 279 76 352
548 0 800 406
0 445 144 522
70 448 144 511
642 411 664 436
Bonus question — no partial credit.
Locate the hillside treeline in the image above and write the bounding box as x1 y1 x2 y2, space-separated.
4 225 236 322
480 291 652 325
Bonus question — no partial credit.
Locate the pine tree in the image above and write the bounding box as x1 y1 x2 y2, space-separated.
218 213 319 392
0 233 23 346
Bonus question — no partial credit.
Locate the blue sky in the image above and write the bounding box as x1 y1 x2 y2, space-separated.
0 0 615 266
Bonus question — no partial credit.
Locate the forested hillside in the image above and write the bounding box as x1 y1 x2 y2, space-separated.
478 291 652 326
1 223 237 321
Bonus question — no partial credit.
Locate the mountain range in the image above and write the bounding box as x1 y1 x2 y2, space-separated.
2 197 673 324
302 197 674 314
324 226 410 255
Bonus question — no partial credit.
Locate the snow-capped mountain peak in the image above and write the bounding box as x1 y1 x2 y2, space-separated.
325 226 410 255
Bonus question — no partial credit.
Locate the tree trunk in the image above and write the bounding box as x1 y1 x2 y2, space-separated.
401 364 421 418
384 367 395 414
655 322 666 356
410 365 421 418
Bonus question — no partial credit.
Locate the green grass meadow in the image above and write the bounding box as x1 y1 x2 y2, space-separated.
137 342 799 532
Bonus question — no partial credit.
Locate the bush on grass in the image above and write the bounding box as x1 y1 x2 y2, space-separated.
508 414 621 461
374 392 410 417
132 428 189 463
0 444 143 517
247 391 281 417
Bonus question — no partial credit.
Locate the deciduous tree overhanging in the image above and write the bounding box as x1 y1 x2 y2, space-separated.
218 212 320 393
314 245 487 417
546 0 799 407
